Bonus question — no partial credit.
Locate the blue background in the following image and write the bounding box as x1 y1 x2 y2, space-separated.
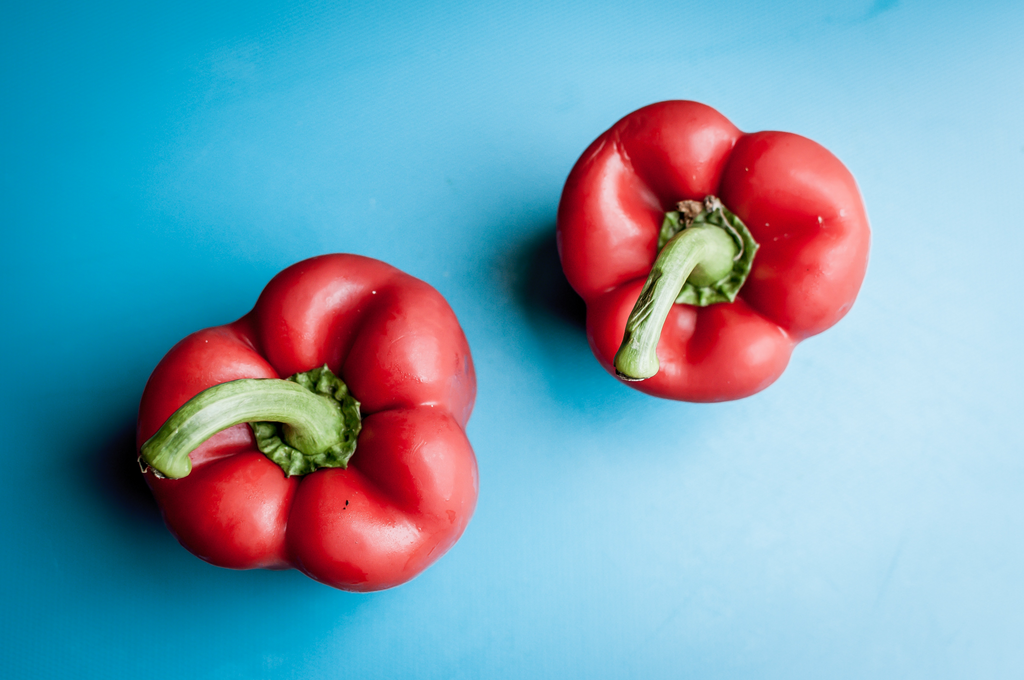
2 1 1022 677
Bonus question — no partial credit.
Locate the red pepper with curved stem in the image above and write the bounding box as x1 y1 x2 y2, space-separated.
557 101 870 401
137 254 477 591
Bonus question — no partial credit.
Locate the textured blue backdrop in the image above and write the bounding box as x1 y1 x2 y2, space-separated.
2 1 1023 678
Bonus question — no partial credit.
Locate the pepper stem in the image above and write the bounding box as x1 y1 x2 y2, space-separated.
140 365 361 479
613 196 758 381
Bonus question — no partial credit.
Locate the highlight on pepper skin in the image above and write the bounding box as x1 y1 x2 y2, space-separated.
136 253 479 592
556 100 871 402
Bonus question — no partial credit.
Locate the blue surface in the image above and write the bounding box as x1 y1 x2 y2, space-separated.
2 1 1023 677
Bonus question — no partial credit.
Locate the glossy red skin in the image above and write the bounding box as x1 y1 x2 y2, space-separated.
557 101 871 401
136 254 478 591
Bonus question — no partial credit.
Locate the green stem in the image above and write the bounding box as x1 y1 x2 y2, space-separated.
613 195 758 381
614 225 738 380
140 366 361 479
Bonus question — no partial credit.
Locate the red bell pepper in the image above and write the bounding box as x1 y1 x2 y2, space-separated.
137 254 478 591
557 101 870 401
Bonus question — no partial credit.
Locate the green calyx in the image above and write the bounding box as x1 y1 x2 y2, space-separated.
252 365 362 477
657 196 759 306
139 365 361 480
613 196 759 381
